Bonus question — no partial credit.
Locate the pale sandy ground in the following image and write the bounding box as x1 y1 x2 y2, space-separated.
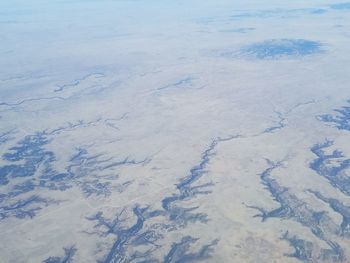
1 0 350 262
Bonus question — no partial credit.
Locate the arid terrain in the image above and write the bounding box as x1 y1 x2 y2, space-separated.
1 1 350 262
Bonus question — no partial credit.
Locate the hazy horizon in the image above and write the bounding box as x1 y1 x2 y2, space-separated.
1 1 350 262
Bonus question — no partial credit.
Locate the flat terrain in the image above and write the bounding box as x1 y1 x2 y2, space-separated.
1 1 350 262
